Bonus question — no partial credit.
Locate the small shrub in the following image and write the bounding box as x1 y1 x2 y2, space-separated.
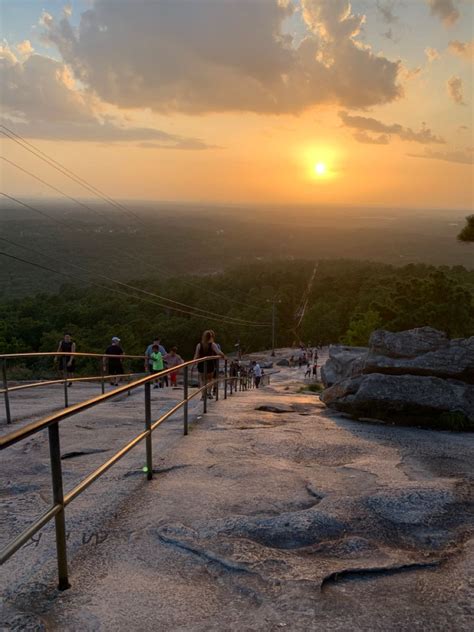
299 382 324 394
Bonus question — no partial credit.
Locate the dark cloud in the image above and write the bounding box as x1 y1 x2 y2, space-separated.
41 0 402 114
0 45 93 123
376 1 399 25
408 148 473 165
0 44 214 147
426 0 460 26
137 140 221 151
447 76 466 105
353 131 390 144
0 116 216 148
339 111 445 144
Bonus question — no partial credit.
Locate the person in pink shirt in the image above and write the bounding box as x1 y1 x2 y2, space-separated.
163 346 184 387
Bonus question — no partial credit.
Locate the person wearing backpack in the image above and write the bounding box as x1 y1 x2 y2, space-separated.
193 330 225 399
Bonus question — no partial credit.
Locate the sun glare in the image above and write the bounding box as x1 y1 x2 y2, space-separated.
314 162 326 176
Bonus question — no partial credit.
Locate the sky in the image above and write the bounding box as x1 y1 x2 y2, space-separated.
0 0 473 210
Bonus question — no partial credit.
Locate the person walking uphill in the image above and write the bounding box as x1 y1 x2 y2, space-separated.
252 360 263 388
55 333 76 387
164 347 184 388
193 330 225 399
150 344 164 389
144 337 167 373
104 336 124 387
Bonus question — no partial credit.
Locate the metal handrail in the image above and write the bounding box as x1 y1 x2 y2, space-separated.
0 351 146 359
0 355 269 590
1 351 147 424
0 372 143 394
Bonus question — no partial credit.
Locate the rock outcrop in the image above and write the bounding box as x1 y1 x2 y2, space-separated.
320 346 368 387
320 327 474 430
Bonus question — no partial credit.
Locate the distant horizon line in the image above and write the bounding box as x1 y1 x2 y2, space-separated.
0 195 472 215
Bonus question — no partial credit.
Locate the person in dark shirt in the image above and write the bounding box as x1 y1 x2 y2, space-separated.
104 336 124 386
56 332 76 387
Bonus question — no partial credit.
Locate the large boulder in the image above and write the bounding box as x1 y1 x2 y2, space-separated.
320 327 474 430
276 358 290 366
320 345 368 387
369 327 449 358
364 337 474 383
321 373 474 430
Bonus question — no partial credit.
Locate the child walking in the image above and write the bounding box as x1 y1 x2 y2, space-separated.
150 344 164 388
164 347 184 388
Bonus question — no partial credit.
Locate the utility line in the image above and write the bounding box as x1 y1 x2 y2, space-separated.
1 124 263 311
1 157 114 224
0 250 270 328
1 125 144 225
0 191 162 275
0 232 270 326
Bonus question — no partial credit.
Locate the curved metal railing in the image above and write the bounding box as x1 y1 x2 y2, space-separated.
0 355 270 590
0 351 148 424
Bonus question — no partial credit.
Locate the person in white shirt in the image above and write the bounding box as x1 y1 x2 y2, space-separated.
251 361 263 388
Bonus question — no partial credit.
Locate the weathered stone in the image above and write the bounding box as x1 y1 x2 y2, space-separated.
364 337 474 383
321 373 474 428
320 345 368 387
255 404 293 413
276 358 289 366
369 327 449 359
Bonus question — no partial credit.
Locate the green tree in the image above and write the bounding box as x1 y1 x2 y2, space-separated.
458 215 474 242
342 310 382 346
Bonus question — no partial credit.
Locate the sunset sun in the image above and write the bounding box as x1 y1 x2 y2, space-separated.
314 162 326 176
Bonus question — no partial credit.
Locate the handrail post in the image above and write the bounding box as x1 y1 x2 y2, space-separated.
224 360 228 400
183 365 189 436
144 382 153 480
100 359 105 395
203 360 207 414
63 363 68 409
48 422 70 590
215 359 219 402
2 359 11 425
127 373 131 397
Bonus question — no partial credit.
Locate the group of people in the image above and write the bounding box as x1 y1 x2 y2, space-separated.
287 346 320 380
144 338 184 389
56 333 185 388
55 330 265 393
229 359 264 390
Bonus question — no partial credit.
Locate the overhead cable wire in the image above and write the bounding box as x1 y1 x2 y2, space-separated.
0 123 264 312
0 125 145 226
0 190 186 283
0 250 270 328
1 156 113 223
0 231 270 326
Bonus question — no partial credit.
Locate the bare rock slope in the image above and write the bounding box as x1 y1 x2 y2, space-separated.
1 358 473 630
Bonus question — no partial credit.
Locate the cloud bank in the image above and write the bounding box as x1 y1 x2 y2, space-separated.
409 147 473 165
0 43 214 146
40 0 402 115
339 111 445 144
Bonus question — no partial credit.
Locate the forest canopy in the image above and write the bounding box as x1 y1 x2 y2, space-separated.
1 259 473 376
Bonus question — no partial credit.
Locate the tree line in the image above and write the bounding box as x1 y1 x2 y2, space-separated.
0 259 472 378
